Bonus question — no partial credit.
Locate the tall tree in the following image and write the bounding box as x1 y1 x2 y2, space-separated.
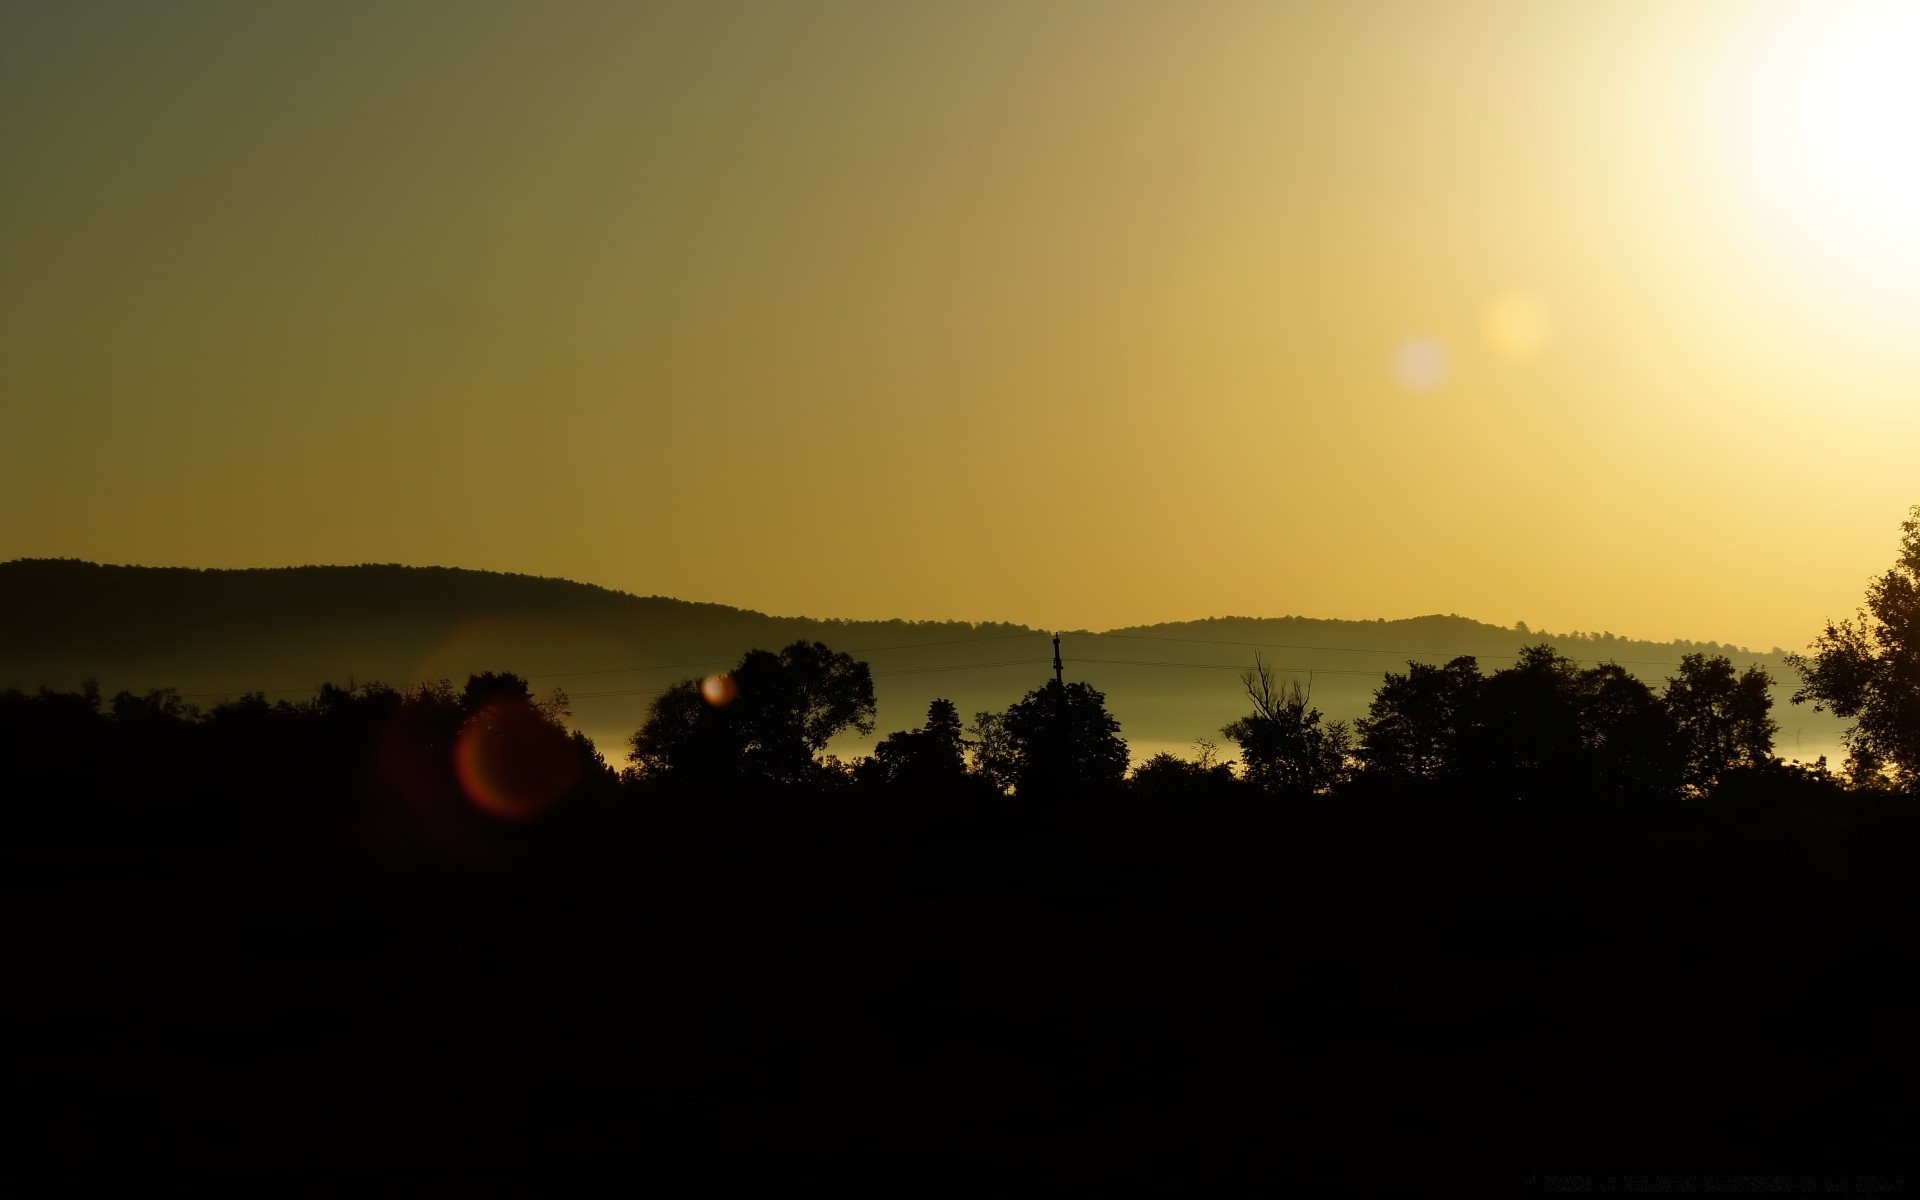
630 641 875 788
966 709 1019 795
1464 645 1585 800
1663 653 1776 795
996 680 1128 799
1788 505 1920 786
1577 662 1683 800
452 672 591 820
1222 656 1350 797
858 698 969 792
1355 656 1481 781
1128 740 1237 805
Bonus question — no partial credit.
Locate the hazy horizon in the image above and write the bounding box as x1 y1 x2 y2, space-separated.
2 557 1851 771
1 554 1806 653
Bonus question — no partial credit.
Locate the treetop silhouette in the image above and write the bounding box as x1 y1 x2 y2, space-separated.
1790 504 1920 787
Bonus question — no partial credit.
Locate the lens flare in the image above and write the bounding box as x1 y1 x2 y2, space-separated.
1392 337 1448 392
700 674 737 707
453 698 580 821
1484 291 1553 359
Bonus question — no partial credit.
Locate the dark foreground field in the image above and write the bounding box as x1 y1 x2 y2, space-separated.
6 780 1914 1195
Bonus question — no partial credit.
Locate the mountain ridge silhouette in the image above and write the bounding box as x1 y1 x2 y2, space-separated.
0 558 1836 763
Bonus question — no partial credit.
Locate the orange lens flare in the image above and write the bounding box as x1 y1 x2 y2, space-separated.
700 674 738 707
453 698 581 821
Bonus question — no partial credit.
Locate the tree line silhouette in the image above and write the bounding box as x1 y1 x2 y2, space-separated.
0 629 1848 852
5 506 1919 1190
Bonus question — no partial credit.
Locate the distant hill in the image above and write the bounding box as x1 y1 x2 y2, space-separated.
0 560 1846 766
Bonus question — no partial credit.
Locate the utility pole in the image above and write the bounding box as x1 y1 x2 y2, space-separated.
1052 633 1063 685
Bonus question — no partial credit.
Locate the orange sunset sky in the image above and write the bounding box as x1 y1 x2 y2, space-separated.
4 1 1917 651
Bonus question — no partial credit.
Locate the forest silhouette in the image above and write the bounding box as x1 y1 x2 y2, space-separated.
5 509 1920 1191
0 556 1847 771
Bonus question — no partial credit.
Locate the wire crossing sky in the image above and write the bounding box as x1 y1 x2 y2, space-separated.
4 1 1915 651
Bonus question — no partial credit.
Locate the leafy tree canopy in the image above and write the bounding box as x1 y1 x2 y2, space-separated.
630 641 876 788
1222 656 1351 798
1663 653 1775 795
992 680 1129 799
1789 505 1920 787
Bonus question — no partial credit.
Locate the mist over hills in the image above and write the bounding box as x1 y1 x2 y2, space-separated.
0 559 1845 765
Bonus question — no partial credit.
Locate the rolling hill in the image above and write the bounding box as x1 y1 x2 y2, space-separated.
0 559 1845 766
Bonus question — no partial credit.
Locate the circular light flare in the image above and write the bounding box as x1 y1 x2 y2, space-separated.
1484 291 1553 360
1392 337 1448 393
453 698 581 821
699 674 737 707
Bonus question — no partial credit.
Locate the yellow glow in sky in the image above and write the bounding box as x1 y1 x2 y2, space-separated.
2 1 1915 653
1705 0 1920 324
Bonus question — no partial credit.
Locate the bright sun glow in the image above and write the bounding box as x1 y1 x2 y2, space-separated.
1716 3 1920 313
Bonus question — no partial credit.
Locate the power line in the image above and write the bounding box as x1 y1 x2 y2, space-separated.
526 630 1044 681
523 657 734 680
876 657 1050 678
1065 654 1801 686
529 630 1045 680
1071 657 1377 676
173 631 1050 700
1097 631 1491 657
166 629 1792 705
175 685 333 700
850 631 1043 654
565 656 1053 702
568 687 669 701
1091 630 1773 669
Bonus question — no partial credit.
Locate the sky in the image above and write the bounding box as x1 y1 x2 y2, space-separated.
4 0 1917 652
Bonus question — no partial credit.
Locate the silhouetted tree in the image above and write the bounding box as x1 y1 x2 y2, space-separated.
460 670 534 713
994 679 1128 800
0 683 113 837
450 672 593 821
966 709 1018 795
853 698 1001 834
630 641 876 789
1222 656 1350 797
1128 740 1237 804
1576 662 1683 799
1788 505 1920 787
1663 653 1776 795
630 678 739 783
1464 645 1586 799
1355 656 1481 781
858 698 968 792
108 686 198 724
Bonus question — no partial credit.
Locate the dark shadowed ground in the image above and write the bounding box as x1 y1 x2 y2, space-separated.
6 778 1913 1195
